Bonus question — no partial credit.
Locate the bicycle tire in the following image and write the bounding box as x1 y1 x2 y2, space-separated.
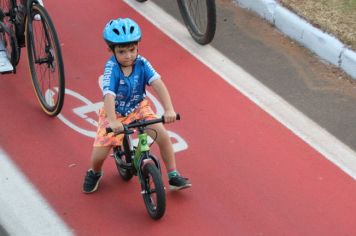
116 160 134 181
0 21 19 71
177 0 216 45
25 3 65 116
141 161 166 220
115 140 134 181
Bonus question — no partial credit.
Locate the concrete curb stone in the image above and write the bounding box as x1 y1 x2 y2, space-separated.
233 0 356 79
341 49 356 78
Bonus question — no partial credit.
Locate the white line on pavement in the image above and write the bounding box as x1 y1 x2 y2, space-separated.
124 0 356 180
0 148 74 236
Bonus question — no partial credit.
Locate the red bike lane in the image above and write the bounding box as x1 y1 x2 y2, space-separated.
0 1 355 235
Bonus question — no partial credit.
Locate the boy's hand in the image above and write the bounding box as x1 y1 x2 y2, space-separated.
163 110 177 124
109 120 124 133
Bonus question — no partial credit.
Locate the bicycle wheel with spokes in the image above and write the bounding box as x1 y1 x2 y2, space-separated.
25 3 64 116
141 161 166 220
177 0 216 45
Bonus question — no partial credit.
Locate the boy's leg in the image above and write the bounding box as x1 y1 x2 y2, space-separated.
147 123 176 170
91 146 112 173
147 123 191 190
83 146 112 193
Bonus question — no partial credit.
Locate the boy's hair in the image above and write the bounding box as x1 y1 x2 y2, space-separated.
110 42 138 51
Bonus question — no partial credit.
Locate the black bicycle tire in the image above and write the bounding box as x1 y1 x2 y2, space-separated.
0 21 19 71
141 162 166 220
177 0 216 45
25 3 65 116
116 162 134 181
119 138 134 181
115 140 134 181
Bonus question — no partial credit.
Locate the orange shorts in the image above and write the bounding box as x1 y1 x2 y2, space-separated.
93 99 157 147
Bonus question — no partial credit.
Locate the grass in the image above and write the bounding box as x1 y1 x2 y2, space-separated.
278 0 356 51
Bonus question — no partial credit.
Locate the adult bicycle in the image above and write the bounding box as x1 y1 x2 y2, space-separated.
106 114 180 220
0 0 65 116
135 0 216 45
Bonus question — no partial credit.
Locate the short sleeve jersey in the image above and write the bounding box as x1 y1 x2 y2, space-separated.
102 55 160 116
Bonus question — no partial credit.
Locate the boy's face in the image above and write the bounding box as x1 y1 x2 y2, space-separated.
113 44 138 67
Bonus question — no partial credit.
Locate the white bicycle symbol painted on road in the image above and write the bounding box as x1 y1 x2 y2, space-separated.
56 80 188 153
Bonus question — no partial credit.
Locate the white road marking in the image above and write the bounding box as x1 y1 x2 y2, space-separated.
57 88 188 152
0 148 74 236
124 0 356 180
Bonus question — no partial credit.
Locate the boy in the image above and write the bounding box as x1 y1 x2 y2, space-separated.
83 18 191 193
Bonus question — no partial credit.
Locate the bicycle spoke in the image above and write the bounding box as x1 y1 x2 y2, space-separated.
28 6 62 113
26 5 64 115
186 0 208 34
146 177 158 206
178 0 216 44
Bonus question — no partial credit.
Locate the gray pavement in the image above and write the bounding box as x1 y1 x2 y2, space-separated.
150 0 356 152
234 0 356 79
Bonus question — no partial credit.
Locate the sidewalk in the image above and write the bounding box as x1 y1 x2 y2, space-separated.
233 0 356 80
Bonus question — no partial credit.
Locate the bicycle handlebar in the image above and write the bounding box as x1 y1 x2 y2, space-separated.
106 114 180 134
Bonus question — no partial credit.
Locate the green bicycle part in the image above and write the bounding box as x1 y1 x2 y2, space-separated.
133 133 150 170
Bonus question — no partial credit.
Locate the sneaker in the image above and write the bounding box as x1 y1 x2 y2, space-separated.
169 175 192 191
83 169 103 193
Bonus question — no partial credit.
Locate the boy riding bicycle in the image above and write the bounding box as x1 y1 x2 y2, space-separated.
83 17 191 193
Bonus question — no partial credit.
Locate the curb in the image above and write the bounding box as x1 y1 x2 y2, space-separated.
233 0 356 79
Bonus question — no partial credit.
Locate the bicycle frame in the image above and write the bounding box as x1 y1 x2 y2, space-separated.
0 0 41 69
133 132 150 170
123 128 162 178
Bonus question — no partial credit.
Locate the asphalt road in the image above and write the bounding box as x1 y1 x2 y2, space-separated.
151 0 356 152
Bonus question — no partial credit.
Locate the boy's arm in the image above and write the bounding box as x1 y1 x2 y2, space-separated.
150 79 176 123
104 94 123 132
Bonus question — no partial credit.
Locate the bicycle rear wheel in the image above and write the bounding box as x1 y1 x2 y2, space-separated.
177 0 216 45
25 3 64 116
141 161 165 220
114 142 134 181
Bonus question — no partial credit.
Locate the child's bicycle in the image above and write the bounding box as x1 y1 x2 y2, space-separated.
0 0 65 116
106 114 180 220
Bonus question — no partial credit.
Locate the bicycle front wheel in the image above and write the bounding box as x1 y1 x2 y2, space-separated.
25 3 64 116
141 161 166 220
177 0 216 45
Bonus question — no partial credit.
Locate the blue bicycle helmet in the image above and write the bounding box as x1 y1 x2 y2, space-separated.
103 18 142 47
